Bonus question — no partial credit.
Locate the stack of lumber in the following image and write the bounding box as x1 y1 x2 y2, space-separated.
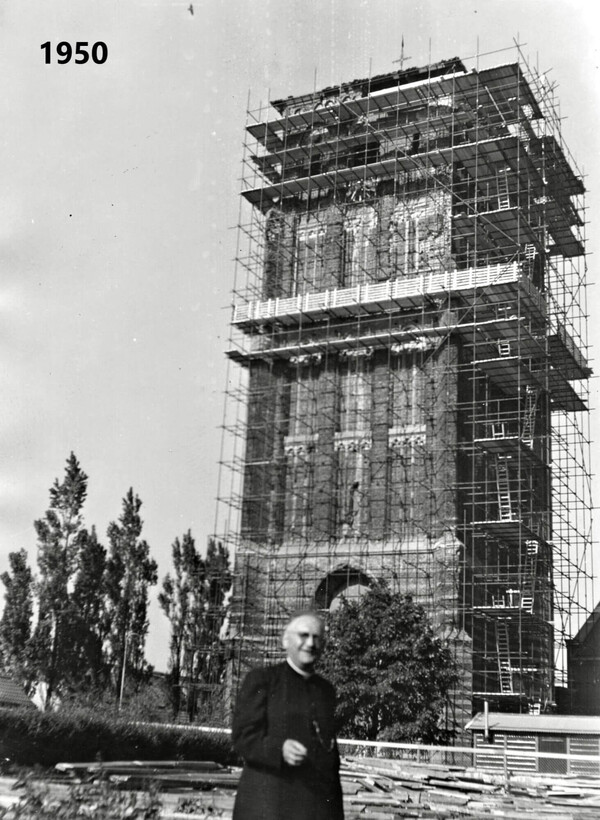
46 755 600 818
56 758 240 790
340 756 600 818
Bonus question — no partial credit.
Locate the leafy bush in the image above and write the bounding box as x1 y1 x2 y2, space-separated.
0 707 235 768
58 677 172 725
320 582 458 744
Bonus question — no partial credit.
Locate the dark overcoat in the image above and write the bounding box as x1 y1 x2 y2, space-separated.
231 662 344 820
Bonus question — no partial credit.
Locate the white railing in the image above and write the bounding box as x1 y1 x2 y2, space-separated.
233 262 532 325
139 722 600 778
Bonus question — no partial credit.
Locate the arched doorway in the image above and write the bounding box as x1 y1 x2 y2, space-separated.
314 566 371 611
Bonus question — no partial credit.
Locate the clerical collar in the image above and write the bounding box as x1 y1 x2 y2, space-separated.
286 658 314 678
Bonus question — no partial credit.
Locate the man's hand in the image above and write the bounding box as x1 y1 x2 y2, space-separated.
282 739 308 766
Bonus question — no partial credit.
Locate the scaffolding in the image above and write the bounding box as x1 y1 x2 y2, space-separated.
214 44 594 733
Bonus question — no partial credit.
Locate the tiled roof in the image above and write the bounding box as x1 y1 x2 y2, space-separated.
0 674 34 708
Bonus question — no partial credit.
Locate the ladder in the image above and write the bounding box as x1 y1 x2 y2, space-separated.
496 455 513 521
492 422 506 439
496 621 513 694
497 168 511 210
521 386 538 448
522 540 539 613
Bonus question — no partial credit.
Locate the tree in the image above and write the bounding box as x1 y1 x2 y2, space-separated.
30 452 90 707
105 489 158 694
159 535 231 721
159 531 196 717
319 582 457 744
0 549 34 690
201 537 232 686
69 526 108 688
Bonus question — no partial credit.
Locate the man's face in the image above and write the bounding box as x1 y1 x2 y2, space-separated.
283 614 324 672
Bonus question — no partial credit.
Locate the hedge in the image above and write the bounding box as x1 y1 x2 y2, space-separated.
0 708 236 768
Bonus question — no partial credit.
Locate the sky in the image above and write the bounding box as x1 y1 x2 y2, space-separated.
1 0 599 671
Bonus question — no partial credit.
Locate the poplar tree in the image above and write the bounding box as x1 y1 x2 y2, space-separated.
30 452 89 707
105 489 158 694
159 530 198 717
69 526 108 688
0 549 34 690
160 535 231 720
200 537 232 693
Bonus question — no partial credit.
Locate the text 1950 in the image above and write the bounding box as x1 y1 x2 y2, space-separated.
40 41 108 65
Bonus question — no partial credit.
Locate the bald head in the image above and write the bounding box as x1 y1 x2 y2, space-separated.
282 611 325 673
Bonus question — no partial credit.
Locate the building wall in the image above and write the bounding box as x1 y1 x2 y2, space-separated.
233 183 471 727
227 55 590 732
262 185 453 300
240 343 460 548
472 731 600 776
567 619 600 715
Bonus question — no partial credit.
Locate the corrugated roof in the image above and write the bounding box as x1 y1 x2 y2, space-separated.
466 711 600 735
0 674 34 708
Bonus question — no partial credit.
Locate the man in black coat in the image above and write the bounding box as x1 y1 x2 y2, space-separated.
232 610 344 820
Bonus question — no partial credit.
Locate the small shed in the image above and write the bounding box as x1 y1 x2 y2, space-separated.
466 712 600 776
0 674 35 710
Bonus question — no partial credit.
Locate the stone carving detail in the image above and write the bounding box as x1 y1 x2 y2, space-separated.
345 179 378 202
285 435 318 457
389 425 426 448
391 338 436 354
265 208 285 243
286 88 363 117
339 346 373 360
334 433 372 452
289 353 323 366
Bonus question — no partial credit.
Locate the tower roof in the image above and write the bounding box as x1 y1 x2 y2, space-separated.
271 57 467 115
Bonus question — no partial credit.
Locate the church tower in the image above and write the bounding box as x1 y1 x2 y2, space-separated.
221 50 592 730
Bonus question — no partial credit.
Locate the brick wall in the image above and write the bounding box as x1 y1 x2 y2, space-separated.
262 184 453 297
234 180 467 715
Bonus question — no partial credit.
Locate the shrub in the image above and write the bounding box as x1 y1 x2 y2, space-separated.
0 708 235 768
320 583 458 744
